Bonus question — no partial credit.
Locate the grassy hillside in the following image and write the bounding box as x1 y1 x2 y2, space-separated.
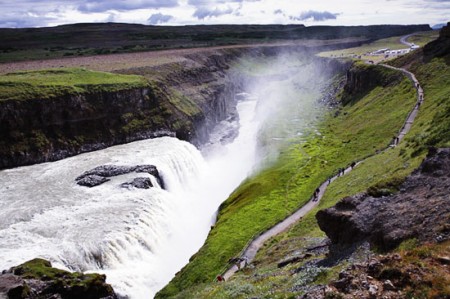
0 68 148 101
156 56 419 297
157 45 450 298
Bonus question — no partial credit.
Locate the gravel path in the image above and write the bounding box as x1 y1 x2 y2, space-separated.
221 61 424 281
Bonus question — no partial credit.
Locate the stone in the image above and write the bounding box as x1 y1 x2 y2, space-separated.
121 177 153 189
436 256 450 265
76 164 165 189
2 259 117 299
0 274 27 299
76 175 110 187
76 165 135 180
383 279 396 291
316 148 450 251
368 284 378 296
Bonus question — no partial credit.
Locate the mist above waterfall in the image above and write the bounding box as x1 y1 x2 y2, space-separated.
232 49 334 168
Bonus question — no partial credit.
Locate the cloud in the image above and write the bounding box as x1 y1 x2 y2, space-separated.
188 0 259 4
0 8 61 28
148 13 173 24
291 10 339 22
193 6 234 19
78 0 179 13
274 9 284 15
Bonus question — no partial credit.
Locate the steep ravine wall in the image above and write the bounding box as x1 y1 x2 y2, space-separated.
0 49 243 169
0 44 355 169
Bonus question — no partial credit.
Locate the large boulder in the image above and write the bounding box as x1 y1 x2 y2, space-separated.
0 258 117 299
316 148 450 251
76 175 110 187
76 164 164 189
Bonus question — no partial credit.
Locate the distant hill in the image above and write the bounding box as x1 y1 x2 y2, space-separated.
432 23 446 30
0 23 431 63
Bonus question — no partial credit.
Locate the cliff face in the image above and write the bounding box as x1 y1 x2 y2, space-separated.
424 22 450 61
0 87 178 169
341 62 404 105
316 148 450 251
0 49 243 169
0 43 355 169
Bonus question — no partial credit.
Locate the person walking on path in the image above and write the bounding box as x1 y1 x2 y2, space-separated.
313 188 320 201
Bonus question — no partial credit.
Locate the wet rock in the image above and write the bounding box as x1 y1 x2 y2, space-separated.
76 164 164 189
1 258 117 299
76 165 136 180
121 177 153 189
76 175 110 187
316 148 450 250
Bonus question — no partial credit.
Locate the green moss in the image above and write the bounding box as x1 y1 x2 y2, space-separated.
0 68 148 101
10 258 115 298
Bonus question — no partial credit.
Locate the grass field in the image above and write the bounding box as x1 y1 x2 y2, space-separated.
0 68 148 101
158 51 450 298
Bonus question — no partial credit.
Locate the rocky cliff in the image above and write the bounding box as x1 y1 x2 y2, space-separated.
424 21 450 61
0 44 353 170
0 48 243 169
316 147 450 251
341 62 404 105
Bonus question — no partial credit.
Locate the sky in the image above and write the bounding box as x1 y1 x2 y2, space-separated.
0 0 448 28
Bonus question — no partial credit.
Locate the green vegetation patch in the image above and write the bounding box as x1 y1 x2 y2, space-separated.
166 54 450 299
157 60 418 298
0 68 148 101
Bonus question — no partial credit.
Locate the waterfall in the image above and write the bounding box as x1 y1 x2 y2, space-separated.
0 96 261 299
0 137 207 298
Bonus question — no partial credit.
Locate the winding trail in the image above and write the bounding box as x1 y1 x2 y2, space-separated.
400 33 416 47
221 61 424 281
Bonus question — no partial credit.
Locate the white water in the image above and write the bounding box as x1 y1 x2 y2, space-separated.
0 96 259 298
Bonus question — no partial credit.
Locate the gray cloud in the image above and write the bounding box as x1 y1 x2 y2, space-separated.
193 7 233 19
78 0 179 13
291 10 339 22
148 13 173 24
0 7 62 28
0 14 57 28
274 9 283 15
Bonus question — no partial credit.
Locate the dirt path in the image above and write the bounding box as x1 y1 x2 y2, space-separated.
221 63 424 281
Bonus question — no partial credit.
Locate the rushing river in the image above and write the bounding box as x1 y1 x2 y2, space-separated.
0 96 259 298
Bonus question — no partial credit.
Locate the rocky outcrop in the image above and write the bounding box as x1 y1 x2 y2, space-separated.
0 258 116 299
0 86 178 169
341 62 404 105
424 22 450 61
76 164 164 188
316 148 450 251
